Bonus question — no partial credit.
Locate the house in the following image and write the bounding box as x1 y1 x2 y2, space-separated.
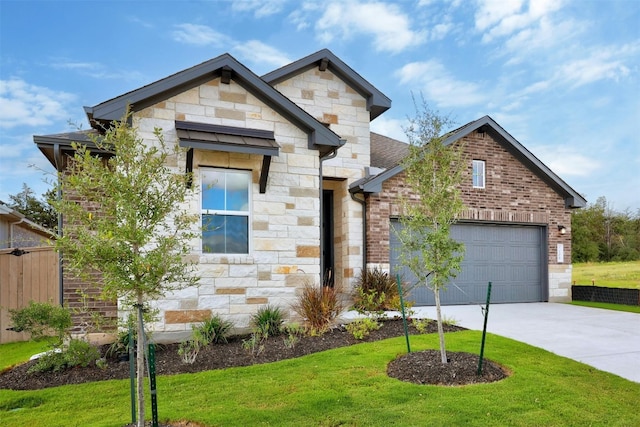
33 49 584 336
354 118 586 305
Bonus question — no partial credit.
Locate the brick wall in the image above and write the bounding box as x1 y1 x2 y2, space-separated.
366 129 573 301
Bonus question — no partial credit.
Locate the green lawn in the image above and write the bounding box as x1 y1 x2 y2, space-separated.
573 260 640 289
0 340 49 372
1 331 638 426
570 300 640 314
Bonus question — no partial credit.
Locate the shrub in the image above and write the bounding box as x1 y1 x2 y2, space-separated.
9 301 72 345
178 327 209 364
345 318 381 340
29 339 100 374
352 268 410 312
411 318 431 334
282 323 305 349
250 305 285 337
293 282 343 336
197 314 234 344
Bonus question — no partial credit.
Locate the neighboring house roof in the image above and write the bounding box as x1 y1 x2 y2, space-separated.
262 49 392 121
0 203 56 249
82 52 344 155
354 116 587 209
370 132 409 170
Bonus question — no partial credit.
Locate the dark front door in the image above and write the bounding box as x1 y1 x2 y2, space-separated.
322 189 334 287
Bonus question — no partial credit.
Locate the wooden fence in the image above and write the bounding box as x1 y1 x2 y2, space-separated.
0 246 59 344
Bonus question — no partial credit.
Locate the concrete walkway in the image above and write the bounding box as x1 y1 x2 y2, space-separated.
410 303 640 383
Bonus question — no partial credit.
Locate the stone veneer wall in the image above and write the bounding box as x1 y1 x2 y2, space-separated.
128 68 372 336
133 78 318 333
273 67 371 294
366 129 573 302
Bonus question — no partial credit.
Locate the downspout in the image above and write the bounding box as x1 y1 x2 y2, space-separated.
54 143 64 307
8 217 26 246
350 190 367 274
319 148 339 285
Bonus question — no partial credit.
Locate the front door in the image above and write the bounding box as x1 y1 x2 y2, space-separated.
322 189 334 287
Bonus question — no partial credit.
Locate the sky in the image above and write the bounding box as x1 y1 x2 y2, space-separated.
1 0 639 213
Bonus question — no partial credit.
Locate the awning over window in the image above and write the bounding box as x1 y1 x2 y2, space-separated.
176 121 279 193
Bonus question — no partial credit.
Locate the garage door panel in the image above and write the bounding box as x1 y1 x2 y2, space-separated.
391 221 544 305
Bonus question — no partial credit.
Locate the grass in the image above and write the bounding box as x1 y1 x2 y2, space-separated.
1 331 639 426
572 260 640 289
0 340 49 371
570 300 640 314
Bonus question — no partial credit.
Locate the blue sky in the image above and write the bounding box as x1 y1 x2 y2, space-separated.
1 0 639 212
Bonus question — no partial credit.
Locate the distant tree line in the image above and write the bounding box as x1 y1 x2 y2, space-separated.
4 183 58 231
572 196 640 262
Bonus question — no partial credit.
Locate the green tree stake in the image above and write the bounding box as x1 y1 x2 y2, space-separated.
129 324 136 425
396 274 411 353
477 282 492 375
148 343 158 427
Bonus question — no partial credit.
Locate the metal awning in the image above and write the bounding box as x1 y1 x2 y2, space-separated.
176 121 279 193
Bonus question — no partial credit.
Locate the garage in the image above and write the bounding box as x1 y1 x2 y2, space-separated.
390 220 547 305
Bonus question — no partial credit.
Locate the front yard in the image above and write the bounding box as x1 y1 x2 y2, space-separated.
1 331 638 426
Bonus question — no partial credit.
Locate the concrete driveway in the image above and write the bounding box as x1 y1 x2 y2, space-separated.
411 303 640 383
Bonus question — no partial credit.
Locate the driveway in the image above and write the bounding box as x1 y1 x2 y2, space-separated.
411 303 640 383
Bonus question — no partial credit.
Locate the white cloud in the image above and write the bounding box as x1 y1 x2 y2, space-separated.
172 24 232 47
555 44 638 88
396 60 486 108
0 79 75 129
231 0 287 18
315 1 425 53
370 116 409 142
233 41 292 69
534 145 601 178
50 59 144 81
475 0 563 41
127 16 154 28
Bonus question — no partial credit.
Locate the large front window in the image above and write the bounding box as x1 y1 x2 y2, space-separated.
202 169 250 254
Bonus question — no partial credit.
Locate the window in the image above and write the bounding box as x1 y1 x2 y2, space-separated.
201 169 250 254
472 160 485 188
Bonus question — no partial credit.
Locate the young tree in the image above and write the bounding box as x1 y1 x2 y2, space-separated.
6 183 58 230
50 112 199 427
397 100 466 364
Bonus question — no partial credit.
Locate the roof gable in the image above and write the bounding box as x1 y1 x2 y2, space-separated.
83 53 343 153
262 49 391 121
353 116 586 208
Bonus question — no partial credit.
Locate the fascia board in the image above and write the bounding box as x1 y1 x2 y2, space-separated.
85 53 342 150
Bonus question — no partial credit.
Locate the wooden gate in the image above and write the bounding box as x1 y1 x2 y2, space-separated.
0 246 59 343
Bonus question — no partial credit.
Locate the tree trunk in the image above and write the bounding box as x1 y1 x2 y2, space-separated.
434 287 447 364
136 294 145 427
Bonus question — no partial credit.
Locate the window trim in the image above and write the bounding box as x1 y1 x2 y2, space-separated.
472 159 485 189
200 167 252 254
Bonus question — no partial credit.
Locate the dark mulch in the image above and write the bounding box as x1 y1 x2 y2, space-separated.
0 318 508 393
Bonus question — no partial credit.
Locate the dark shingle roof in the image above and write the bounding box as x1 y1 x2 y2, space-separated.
354 116 587 209
370 132 408 170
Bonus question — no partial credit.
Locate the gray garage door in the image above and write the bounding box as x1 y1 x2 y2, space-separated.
390 221 546 305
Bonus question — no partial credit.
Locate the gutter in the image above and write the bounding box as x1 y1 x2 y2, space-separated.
54 142 64 307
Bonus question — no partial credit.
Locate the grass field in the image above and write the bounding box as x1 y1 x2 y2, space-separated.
572 260 640 289
570 301 640 313
1 331 639 427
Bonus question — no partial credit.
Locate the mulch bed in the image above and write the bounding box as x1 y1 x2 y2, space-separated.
0 318 509 392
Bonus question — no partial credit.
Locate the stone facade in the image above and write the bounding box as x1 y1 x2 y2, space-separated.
365 129 574 302
131 66 370 333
